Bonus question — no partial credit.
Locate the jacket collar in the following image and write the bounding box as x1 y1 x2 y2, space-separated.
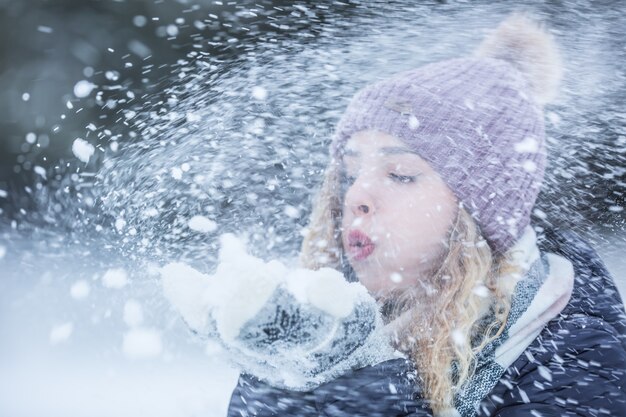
493 226 575 368
453 226 575 417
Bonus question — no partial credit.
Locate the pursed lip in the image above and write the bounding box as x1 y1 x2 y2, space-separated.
346 229 375 260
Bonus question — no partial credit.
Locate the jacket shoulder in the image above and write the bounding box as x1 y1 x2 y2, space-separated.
479 314 626 416
540 228 626 348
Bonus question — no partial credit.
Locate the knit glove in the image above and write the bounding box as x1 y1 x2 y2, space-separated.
161 234 396 389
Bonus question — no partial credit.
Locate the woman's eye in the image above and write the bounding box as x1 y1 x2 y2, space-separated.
388 173 416 183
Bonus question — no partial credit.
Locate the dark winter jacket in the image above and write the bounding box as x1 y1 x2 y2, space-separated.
227 229 626 416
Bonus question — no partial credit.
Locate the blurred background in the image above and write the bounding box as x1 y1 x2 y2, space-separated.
0 1 624 416
0 1 625 224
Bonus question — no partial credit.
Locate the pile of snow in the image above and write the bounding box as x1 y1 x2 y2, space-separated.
162 234 367 338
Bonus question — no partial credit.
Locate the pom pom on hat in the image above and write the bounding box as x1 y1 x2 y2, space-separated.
475 12 563 106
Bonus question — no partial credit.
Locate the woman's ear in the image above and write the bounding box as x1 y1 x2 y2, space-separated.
300 161 344 270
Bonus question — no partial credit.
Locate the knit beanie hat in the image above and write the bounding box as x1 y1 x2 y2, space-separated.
332 13 563 254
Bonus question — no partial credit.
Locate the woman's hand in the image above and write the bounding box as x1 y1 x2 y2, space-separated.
161 233 397 389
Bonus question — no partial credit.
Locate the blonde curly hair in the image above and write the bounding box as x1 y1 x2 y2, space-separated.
300 158 517 414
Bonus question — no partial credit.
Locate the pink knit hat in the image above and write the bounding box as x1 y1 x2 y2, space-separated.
332 14 562 254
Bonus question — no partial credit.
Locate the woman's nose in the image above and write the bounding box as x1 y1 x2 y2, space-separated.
345 181 375 217
351 199 374 217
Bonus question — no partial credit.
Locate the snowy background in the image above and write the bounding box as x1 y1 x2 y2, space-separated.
1 1 625 416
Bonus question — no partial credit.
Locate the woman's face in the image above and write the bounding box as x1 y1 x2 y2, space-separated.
340 130 459 297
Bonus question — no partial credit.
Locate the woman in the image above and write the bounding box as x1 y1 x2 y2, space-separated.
226 13 626 416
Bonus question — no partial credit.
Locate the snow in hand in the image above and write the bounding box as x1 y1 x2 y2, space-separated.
161 233 397 390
